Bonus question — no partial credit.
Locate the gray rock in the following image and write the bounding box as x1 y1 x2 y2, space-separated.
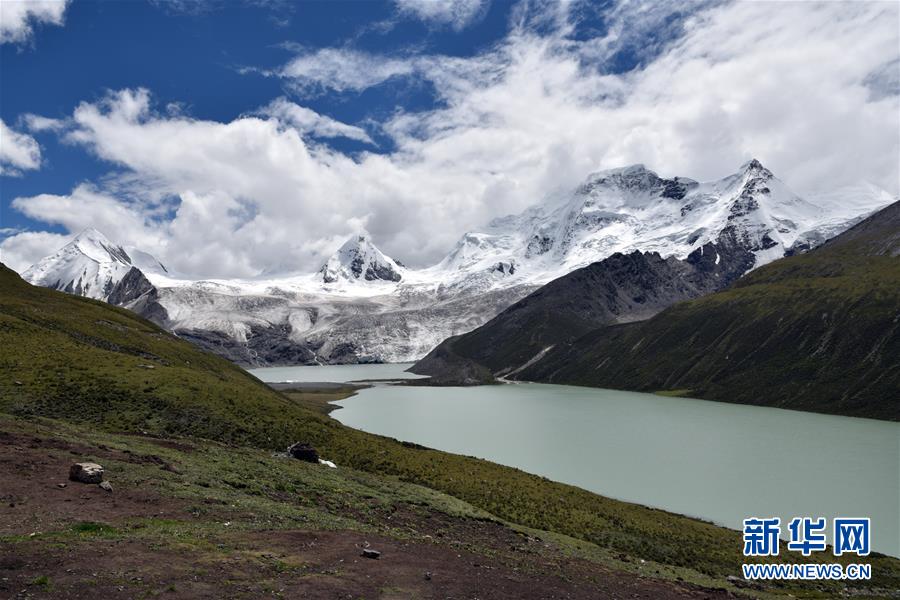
69 462 104 484
99 481 113 493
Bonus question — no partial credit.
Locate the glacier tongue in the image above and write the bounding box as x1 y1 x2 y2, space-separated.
18 161 893 366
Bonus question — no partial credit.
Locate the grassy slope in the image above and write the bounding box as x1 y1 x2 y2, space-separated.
2 264 898 596
521 213 900 420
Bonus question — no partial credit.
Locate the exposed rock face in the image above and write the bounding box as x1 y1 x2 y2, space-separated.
176 325 318 367
69 462 104 484
107 266 155 306
287 442 319 463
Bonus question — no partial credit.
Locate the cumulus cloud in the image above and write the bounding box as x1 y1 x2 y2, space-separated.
5 0 898 278
0 119 42 176
394 0 489 31
0 0 69 44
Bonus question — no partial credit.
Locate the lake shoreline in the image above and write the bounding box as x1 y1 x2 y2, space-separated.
253 363 900 558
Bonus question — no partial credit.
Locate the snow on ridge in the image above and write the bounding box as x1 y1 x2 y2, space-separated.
22 228 137 301
26 160 888 300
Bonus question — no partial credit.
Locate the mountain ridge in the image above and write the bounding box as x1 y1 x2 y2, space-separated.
19 162 892 366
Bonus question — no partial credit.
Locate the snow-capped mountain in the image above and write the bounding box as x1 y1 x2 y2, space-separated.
22 228 167 302
19 161 891 366
319 231 405 284
431 159 870 289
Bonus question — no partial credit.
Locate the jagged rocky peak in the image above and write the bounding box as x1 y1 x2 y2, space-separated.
740 158 772 177
577 164 698 201
319 230 404 284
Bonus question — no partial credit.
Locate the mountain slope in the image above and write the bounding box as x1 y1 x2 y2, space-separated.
513 202 900 420
432 159 877 288
413 231 755 383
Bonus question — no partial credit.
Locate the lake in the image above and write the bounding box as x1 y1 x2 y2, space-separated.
250 364 900 556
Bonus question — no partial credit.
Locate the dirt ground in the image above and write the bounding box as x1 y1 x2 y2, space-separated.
0 427 737 599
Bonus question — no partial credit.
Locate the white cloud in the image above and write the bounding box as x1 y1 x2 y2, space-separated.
6 0 898 278
277 47 417 94
11 184 159 243
0 230 69 272
394 0 489 31
22 113 67 132
0 0 69 44
256 98 374 144
0 119 42 176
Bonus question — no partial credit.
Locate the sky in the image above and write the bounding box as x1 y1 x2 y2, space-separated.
1 0 898 278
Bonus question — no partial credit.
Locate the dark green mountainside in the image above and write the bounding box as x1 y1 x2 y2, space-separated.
416 202 900 420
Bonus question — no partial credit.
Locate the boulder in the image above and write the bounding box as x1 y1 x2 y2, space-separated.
69 462 104 484
361 549 381 559
287 442 319 463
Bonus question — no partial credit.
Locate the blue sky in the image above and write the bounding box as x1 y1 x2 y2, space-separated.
1 0 897 277
0 0 514 225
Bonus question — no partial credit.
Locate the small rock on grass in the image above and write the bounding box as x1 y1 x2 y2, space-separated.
361 549 381 559
69 463 104 484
